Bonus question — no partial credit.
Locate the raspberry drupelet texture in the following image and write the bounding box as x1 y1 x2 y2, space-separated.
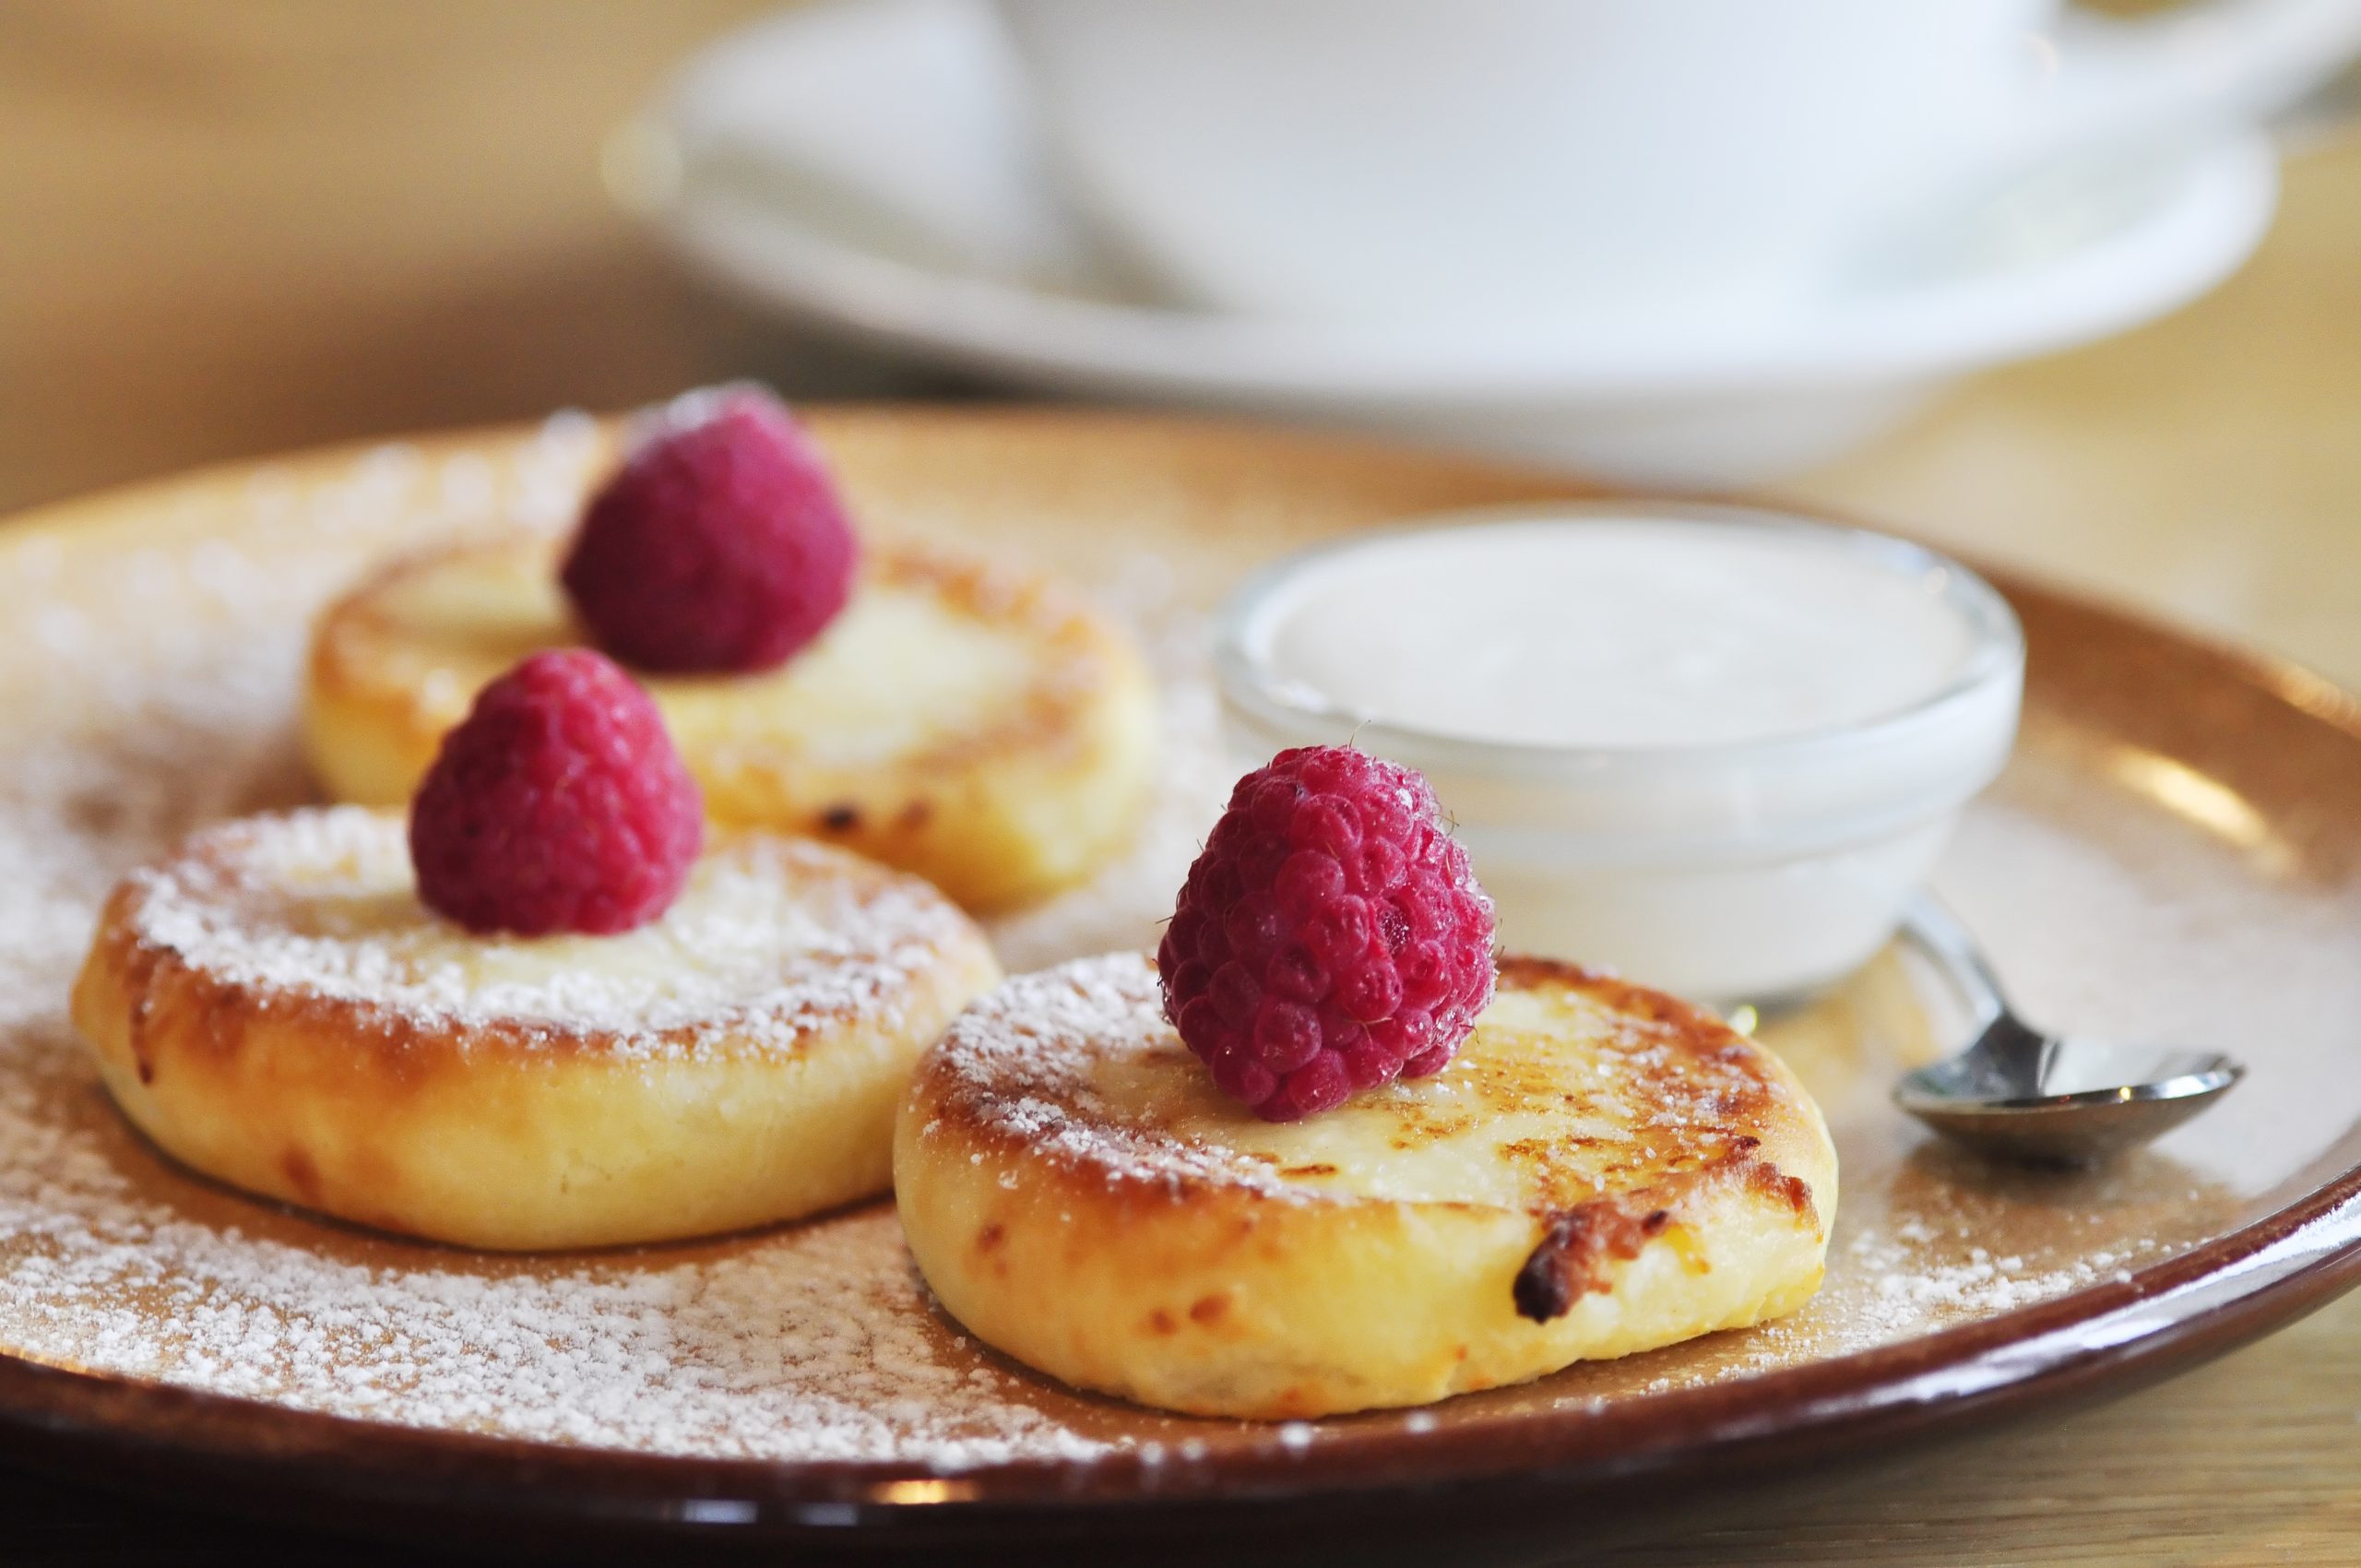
1158 745 1496 1121
561 385 859 674
409 649 705 936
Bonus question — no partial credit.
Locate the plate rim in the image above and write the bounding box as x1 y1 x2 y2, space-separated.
2 416 2358 1543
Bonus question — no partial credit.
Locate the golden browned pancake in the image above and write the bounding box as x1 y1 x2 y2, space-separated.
73 807 1001 1250
302 534 1158 911
896 952 1835 1419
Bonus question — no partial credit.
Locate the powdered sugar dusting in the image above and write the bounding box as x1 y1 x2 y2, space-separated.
920 953 1319 1202
1845 1223 2156 1323
124 807 976 1060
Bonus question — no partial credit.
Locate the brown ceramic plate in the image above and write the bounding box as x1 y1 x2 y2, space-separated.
0 410 2356 1557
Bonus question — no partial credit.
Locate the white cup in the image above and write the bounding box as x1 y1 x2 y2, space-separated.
995 0 2361 322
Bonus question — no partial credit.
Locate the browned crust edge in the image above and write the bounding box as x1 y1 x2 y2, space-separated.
1511 1136 1820 1323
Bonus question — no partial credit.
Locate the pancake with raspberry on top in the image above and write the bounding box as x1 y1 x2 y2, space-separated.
75 649 999 1250
303 386 1157 911
896 745 1837 1419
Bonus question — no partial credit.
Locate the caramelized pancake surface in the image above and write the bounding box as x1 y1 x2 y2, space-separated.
303 535 1158 910
896 953 1835 1418
73 807 1001 1249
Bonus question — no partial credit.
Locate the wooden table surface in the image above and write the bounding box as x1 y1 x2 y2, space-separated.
3 5 2356 1563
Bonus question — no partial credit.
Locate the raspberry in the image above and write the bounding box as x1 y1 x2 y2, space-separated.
561 385 858 674
1158 745 1495 1121
409 649 704 936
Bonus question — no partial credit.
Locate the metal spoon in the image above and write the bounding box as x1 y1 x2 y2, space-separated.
1892 895 2245 1164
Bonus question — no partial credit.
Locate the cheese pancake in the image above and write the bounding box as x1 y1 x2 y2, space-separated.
896 952 1834 1419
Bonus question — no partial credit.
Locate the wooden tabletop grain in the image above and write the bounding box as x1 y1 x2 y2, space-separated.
3 5 2357 1562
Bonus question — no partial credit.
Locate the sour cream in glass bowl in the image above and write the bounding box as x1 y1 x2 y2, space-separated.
1214 503 2024 1004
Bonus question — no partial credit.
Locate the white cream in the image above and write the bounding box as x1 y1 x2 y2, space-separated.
1253 523 1975 748
1218 507 2023 1002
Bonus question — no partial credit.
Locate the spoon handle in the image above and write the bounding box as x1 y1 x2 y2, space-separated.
1896 892 2013 1031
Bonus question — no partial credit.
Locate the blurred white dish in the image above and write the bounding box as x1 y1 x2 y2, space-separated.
616 0 2282 484
995 0 2350 323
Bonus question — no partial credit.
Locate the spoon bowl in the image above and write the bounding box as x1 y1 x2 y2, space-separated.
1894 1028 2245 1164
1892 897 2246 1164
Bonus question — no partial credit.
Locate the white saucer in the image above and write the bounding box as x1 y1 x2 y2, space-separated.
617 0 2282 483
